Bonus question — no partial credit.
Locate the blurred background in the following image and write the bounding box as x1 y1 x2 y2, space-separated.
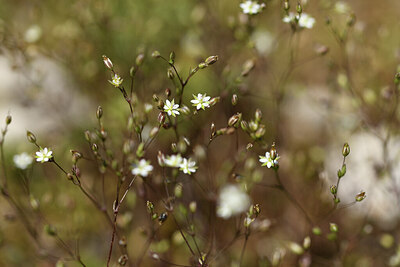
1 0 400 266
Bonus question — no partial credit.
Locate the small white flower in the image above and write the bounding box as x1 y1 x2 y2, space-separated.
131 159 153 177
259 152 279 168
164 154 183 168
298 13 315 29
163 99 180 117
217 184 251 219
240 1 265 15
179 158 197 174
35 147 53 163
283 12 315 29
109 74 123 87
334 1 350 14
13 152 33 169
190 93 211 110
144 103 153 113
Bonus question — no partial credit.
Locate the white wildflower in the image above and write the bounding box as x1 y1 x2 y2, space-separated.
217 184 251 219
190 93 211 110
164 154 183 168
163 99 180 117
35 147 53 163
179 158 197 174
131 159 153 177
259 152 279 168
240 1 265 15
109 74 123 87
283 12 315 29
13 152 33 169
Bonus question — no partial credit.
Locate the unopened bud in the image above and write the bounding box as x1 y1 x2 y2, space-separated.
149 127 159 138
174 183 183 197
205 55 218 66
284 0 290 11
241 59 255 77
167 69 174 79
228 113 241 127
92 143 98 152
303 236 311 249
165 88 171 97
395 73 400 85
157 99 164 109
315 45 329 56
26 131 37 143
296 3 302 14
255 126 266 138
198 62 207 69
180 105 190 115
231 94 238 106
102 55 113 70
169 51 175 64
5 114 12 125
130 66 136 77
337 164 346 178
330 223 338 233
118 255 128 265
240 121 249 132
347 13 356 27
44 224 56 236
158 112 166 124
158 151 165 166
210 122 216 138
96 106 103 119
355 191 366 202
189 201 197 213
152 94 159 102
330 185 337 195
171 143 177 153
136 142 145 158
209 97 220 106
152 51 161 58
136 53 145 66
255 108 262 122
270 143 277 160
342 143 350 157
226 127 236 135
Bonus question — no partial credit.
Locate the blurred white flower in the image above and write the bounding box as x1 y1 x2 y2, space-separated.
24 25 42 43
13 152 33 169
164 99 180 117
259 152 279 168
283 12 315 29
334 1 351 14
179 158 197 174
35 147 53 163
240 1 265 15
109 74 123 87
217 184 251 219
191 93 211 110
144 103 153 113
131 159 153 177
165 154 183 168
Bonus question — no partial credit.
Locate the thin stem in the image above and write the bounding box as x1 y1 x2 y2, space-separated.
239 233 249 267
274 170 313 226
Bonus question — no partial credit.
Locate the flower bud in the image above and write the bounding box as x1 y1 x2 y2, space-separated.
165 88 171 97
174 183 182 197
355 191 366 202
96 106 103 119
198 62 207 69
102 55 113 70
136 142 145 158
270 143 277 160
157 99 164 109
284 0 290 11
303 236 311 249
26 131 37 143
296 3 302 14
169 51 175 64
180 105 190 115
209 97 220 106
228 113 241 127
149 127 159 138
171 143 177 153
189 201 197 213
5 114 12 125
210 122 216 138
158 112 166 124
136 53 145 66
312 227 322 235
231 94 238 106
167 68 174 79
315 45 329 56
205 55 218 66
255 126 266 138
152 51 161 58
330 185 337 195
158 212 168 224
337 164 346 178
130 66 136 77
44 224 57 236
255 108 262 122
152 94 159 102
123 140 134 155
394 72 400 85
342 143 350 157
330 223 338 233
347 13 356 27
226 127 236 135
240 120 249 132
118 255 128 265
241 59 256 77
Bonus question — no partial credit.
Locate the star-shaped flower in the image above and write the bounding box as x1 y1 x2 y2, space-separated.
191 93 211 110
131 159 154 177
164 154 183 168
179 158 197 175
240 1 265 15
109 74 123 87
35 147 53 163
163 99 180 117
259 152 279 168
